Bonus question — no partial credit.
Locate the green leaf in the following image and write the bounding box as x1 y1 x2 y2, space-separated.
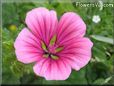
93 78 105 85
10 61 24 78
93 77 112 85
102 76 112 84
91 35 113 45
93 47 106 62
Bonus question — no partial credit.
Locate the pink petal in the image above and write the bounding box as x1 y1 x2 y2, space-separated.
14 28 43 64
33 59 71 80
59 38 93 71
56 12 86 45
33 58 49 77
25 7 58 45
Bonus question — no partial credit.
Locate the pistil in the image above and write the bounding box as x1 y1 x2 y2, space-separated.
41 35 63 60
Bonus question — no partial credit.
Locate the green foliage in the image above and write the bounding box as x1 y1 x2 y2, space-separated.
2 0 114 85
91 35 113 45
93 76 112 85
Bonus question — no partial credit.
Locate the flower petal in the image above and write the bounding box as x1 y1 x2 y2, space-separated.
33 59 71 80
14 28 43 64
59 38 93 71
25 7 58 45
57 12 86 45
33 58 49 77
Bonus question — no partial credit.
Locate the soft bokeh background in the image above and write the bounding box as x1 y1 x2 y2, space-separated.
2 0 114 85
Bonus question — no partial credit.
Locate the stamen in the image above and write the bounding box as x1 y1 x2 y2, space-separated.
41 41 47 51
43 54 49 58
51 55 59 60
41 36 60 60
50 35 56 46
55 46 63 53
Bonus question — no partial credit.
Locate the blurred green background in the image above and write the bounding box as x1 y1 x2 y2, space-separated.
2 0 114 85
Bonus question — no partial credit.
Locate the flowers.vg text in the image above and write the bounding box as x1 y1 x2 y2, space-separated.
75 2 113 8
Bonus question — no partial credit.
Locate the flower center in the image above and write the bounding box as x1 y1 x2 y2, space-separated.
41 35 63 60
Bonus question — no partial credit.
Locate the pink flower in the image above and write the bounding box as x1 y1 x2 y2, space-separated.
14 7 93 80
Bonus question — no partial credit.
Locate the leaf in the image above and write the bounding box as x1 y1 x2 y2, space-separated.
91 35 113 45
93 78 105 85
93 77 112 85
10 61 24 78
93 47 106 62
102 76 112 84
